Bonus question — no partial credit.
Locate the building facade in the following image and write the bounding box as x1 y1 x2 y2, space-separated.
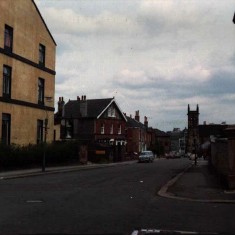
59 96 127 162
155 129 170 155
125 111 148 156
0 0 56 145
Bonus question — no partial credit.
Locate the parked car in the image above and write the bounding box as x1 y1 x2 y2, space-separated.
138 151 154 163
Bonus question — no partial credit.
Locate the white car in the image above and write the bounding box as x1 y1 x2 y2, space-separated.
138 151 154 163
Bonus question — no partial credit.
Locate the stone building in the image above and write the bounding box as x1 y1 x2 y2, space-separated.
186 104 199 153
0 0 56 145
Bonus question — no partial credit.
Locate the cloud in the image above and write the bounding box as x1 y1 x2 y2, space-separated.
37 0 235 131
43 7 140 36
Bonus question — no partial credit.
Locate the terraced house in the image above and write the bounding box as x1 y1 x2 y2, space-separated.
0 0 56 145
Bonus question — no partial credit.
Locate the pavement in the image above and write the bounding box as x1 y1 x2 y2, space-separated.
158 159 235 203
0 160 136 180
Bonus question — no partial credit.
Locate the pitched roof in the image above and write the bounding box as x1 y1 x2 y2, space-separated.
63 98 127 121
154 129 170 137
126 116 146 129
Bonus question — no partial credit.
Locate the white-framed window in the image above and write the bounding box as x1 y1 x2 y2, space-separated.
101 123 105 134
118 124 121 134
110 124 113 134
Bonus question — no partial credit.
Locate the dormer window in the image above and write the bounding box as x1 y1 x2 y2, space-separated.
108 106 115 117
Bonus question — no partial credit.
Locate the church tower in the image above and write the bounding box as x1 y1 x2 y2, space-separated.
187 104 199 153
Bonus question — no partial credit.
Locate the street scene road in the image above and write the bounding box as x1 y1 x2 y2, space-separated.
0 158 235 235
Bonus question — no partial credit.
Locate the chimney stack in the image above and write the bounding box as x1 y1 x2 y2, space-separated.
80 95 87 116
58 97 65 116
144 116 148 128
135 110 140 122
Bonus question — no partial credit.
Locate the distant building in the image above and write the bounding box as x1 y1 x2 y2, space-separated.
199 122 228 144
125 111 147 155
198 122 229 158
0 0 56 145
155 129 170 155
167 128 186 153
186 104 199 153
179 128 187 154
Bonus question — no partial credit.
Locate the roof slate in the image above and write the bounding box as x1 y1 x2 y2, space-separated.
63 98 117 119
154 128 170 137
126 116 146 129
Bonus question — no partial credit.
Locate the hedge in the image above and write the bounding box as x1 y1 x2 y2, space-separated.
0 140 81 170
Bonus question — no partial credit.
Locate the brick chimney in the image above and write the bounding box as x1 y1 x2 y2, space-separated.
144 116 148 128
80 95 87 117
135 110 140 122
58 97 65 116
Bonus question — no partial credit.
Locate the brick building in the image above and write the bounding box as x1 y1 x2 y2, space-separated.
125 111 148 156
59 96 127 162
0 0 56 145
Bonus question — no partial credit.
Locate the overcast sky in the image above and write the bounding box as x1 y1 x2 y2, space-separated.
36 0 235 131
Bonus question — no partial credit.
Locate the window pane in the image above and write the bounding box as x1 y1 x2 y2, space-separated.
39 44 45 66
101 124 104 134
4 25 13 51
3 65 11 97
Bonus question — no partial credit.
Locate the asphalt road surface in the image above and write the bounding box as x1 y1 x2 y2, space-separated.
0 158 234 234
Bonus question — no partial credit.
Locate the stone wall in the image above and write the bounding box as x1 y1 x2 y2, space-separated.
211 127 235 189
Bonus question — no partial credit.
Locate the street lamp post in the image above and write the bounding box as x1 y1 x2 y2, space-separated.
194 138 197 166
42 96 52 172
42 118 48 172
